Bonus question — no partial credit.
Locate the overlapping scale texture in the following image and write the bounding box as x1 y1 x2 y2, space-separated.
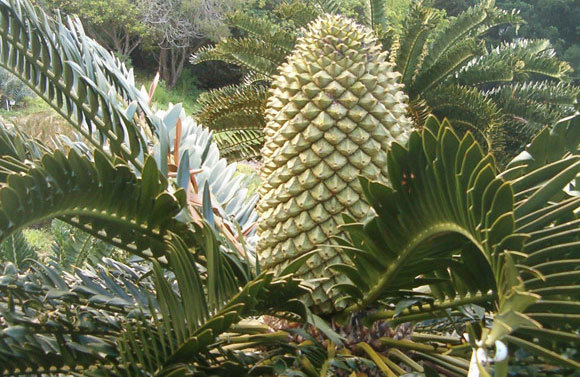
257 15 413 313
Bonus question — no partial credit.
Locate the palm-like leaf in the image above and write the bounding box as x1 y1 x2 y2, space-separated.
333 115 580 371
394 2 440 85
108 233 308 376
0 148 191 262
0 230 37 269
0 232 309 376
196 84 267 134
0 257 156 374
0 0 158 169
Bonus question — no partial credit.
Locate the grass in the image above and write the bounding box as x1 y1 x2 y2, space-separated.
134 70 203 115
23 227 54 258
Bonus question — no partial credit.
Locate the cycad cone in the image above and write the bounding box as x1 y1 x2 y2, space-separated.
257 15 413 313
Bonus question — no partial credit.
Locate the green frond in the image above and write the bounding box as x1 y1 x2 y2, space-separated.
423 84 501 148
0 257 157 374
364 0 387 29
410 38 484 96
475 4 524 36
394 3 440 85
423 0 490 69
312 0 341 14
0 0 151 169
275 1 322 28
191 38 286 78
334 117 509 311
242 71 271 85
0 150 191 262
0 123 46 161
215 130 264 162
487 81 579 134
227 12 296 52
189 45 236 66
0 230 37 269
506 114 580 174
478 39 575 81
196 83 267 133
334 115 580 369
49 220 114 270
109 233 308 376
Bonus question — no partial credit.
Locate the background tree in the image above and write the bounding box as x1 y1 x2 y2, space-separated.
142 0 244 89
36 0 151 60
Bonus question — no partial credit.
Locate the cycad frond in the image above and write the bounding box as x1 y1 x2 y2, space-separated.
49 220 114 270
215 130 264 161
424 83 500 148
0 1 151 169
227 12 296 52
423 0 490 69
0 230 37 269
488 81 579 133
275 1 322 28
478 39 573 81
196 83 267 133
105 233 308 376
0 150 190 262
410 38 484 96
191 38 286 78
312 0 341 14
395 3 440 84
0 257 157 374
335 115 580 370
242 70 271 85
364 0 387 29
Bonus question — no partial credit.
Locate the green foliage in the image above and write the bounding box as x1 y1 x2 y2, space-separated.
0 0 157 169
495 0 580 78
1 0 580 375
191 0 578 163
0 230 37 269
0 67 33 109
37 0 151 57
334 115 580 371
0 148 192 262
49 219 116 270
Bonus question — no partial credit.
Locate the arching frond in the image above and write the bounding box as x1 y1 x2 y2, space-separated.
0 230 37 269
487 81 579 133
334 115 580 370
410 38 484 96
227 12 296 52
424 84 500 149
275 1 322 28
0 0 153 169
312 0 341 14
364 0 387 29
0 150 190 262
215 129 264 161
423 0 490 69
196 83 267 133
394 3 440 84
191 38 285 78
0 257 157 374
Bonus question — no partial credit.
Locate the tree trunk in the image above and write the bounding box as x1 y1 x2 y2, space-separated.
158 46 190 90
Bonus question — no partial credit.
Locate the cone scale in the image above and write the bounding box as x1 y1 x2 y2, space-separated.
257 15 413 313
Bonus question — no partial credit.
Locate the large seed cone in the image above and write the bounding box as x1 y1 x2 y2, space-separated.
257 15 413 313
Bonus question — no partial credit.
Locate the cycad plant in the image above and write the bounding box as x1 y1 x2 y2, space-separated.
1 0 580 376
192 0 579 163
